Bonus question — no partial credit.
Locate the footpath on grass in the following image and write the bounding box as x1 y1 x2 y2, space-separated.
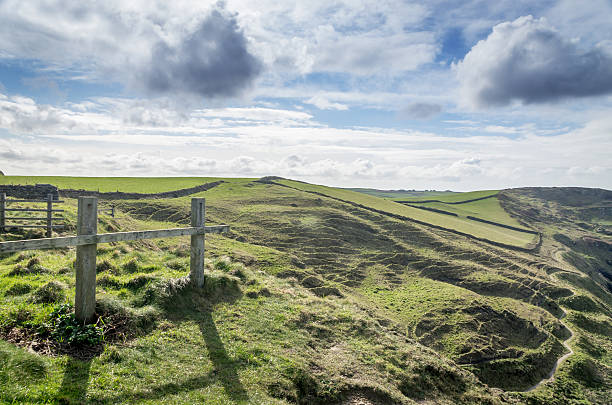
525 306 575 392
524 246 579 393
525 268 576 392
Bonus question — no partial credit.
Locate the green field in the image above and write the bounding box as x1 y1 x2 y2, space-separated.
394 190 499 203
1 176 535 247
0 177 610 404
277 180 536 248
0 176 231 193
406 198 524 228
345 188 456 200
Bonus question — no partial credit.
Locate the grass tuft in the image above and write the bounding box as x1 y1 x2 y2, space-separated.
30 281 67 304
4 282 33 296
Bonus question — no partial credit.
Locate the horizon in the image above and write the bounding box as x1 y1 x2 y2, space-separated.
1 1 611 190
1 173 610 194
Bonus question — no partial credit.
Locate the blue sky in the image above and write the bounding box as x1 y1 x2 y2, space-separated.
0 0 611 190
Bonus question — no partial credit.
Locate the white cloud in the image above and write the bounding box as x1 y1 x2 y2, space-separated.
0 1 261 99
456 15 612 108
311 25 436 75
0 0 437 97
1 92 610 190
304 95 349 111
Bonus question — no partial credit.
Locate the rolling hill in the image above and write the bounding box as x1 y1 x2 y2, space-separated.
0 177 610 404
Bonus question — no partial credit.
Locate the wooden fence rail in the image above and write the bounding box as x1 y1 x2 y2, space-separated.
0 196 229 323
0 193 65 237
98 205 115 218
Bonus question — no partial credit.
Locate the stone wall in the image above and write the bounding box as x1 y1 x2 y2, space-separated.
0 184 59 200
60 180 224 200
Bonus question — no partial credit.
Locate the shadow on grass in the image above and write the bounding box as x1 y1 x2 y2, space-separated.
198 310 249 402
85 276 249 404
56 357 92 404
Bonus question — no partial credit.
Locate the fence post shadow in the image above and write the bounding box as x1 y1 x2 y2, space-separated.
197 309 250 404
57 357 93 404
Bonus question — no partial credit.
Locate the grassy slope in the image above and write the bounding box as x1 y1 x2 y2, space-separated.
277 180 536 248
407 199 524 228
499 188 612 404
344 189 456 200
394 190 499 203
350 188 524 229
0 180 505 404
0 178 610 404
0 176 235 193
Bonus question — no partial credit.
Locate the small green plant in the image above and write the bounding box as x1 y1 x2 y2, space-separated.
214 256 232 272
43 304 104 346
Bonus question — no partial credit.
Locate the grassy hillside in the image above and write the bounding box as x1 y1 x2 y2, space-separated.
344 188 456 200
0 178 610 404
403 198 524 228
395 190 499 203
274 179 536 248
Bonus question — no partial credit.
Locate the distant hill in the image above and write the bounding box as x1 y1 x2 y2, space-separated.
345 187 455 200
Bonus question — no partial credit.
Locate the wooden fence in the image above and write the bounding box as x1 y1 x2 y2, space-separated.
99 204 115 218
0 196 229 323
0 193 65 237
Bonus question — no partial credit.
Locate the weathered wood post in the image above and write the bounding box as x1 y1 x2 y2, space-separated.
0 193 5 233
75 196 97 323
46 193 53 238
190 198 205 287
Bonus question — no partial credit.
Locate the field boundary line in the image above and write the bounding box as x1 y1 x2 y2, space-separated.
60 180 224 200
465 216 538 234
260 180 541 252
396 194 498 204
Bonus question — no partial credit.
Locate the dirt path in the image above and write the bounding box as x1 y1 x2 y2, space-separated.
525 308 575 392
525 249 576 392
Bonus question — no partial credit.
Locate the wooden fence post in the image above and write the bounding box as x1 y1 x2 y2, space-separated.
75 196 97 323
190 198 205 287
46 194 53 238
0 193 5 233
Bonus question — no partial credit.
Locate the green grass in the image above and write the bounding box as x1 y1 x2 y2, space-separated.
408 198 525 228
277 180 536 248
394 190 499 203
0 233 496 404
345 188 456 200
356 267 566 389
0 176 243 193
0 176 610 403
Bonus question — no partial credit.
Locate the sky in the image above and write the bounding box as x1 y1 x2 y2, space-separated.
0 0 611 191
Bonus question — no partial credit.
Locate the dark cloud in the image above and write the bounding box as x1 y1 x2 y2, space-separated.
457 15 612 107
145 7 261 98
399 102 442 119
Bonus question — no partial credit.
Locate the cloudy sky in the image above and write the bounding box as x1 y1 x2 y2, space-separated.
0 0 611 190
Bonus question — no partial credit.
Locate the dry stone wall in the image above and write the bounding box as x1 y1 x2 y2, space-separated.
0 184 59 200
59 180 224 200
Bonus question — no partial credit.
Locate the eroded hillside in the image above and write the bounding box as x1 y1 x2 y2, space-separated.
0 178 610 404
